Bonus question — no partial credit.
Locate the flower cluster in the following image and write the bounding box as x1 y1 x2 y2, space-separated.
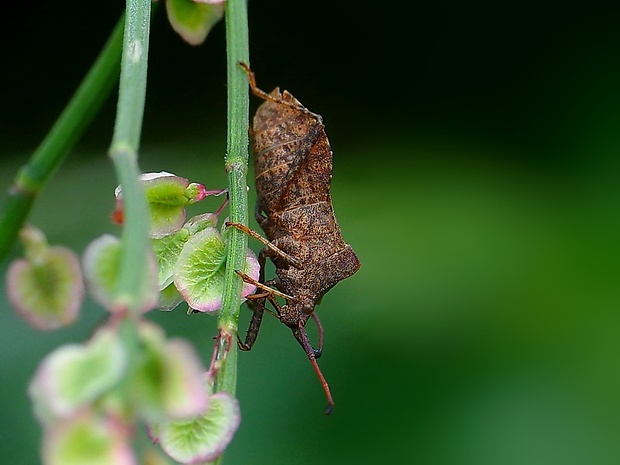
113 172 259 313
6 171 255 464
29 321 240 464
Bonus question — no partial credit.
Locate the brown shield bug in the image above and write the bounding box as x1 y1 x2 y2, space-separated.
227 63 360 414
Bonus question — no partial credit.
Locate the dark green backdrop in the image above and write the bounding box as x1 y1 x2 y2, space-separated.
2 2 620 464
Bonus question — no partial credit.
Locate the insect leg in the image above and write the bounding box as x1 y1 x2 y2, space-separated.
238 299 265 351
234 270 296 301
226 221 302 269
238 280 282 351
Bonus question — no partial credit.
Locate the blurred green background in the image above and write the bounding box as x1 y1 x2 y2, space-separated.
2 2 620 464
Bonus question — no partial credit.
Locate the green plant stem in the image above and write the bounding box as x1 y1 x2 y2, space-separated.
215 0 250 397
0 15 124 264
108 0 152 315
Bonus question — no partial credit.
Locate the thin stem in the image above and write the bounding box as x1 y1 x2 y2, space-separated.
0 15 124 263
214 0 250 397
108 0 152 314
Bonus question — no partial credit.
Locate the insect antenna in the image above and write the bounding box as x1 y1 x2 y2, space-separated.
238 62 317 118
293 326 334 415
226 222 302 269
310 312 324 359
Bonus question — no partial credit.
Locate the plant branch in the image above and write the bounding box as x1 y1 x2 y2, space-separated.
0 15 124 263
108 0 152 314
215 0 250 397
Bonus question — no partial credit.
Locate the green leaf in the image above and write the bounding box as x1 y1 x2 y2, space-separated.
143 173 197 238
7 244 84 330
157 282 185 311
29 327 127 424
143 172 192 205
43 411 135 465
173 227 227 312
152 213 220 310
166 0 225 46
149 203 188 240
114 172 210 239
83 234 158 313
184 212 219 234
240 247 260 299
82 235 121 309
173 227 260 312
152 392 240 464
133 322 209 422
152 228 191 290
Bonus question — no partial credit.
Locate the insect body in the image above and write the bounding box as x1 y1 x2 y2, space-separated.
229 63 360 414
